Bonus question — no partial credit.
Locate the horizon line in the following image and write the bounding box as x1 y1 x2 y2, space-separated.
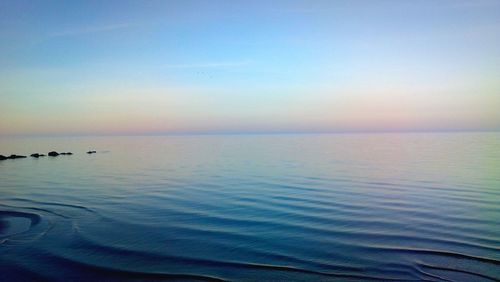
1 128 499 138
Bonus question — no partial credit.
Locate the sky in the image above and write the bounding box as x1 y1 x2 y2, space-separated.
1 0 499 136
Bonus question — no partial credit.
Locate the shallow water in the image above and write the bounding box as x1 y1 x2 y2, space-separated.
1 133 499 281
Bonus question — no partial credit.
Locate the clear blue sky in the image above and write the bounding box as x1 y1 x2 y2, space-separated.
1 0 499 136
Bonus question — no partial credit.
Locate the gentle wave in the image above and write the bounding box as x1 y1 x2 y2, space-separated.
1 133 499 281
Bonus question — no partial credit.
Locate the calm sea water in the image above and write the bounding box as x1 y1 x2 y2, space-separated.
1 133 499 281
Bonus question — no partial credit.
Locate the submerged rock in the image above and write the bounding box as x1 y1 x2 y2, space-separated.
48 151 59 157
8 155 27 159
30 153 46 158
1 154 27 160
87 150 97 154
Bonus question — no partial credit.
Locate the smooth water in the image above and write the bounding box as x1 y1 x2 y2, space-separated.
1 133 499 281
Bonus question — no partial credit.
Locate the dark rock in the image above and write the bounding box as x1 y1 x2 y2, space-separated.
48 151 59 157
66 152 73 155
87 150 97 154
31 153 46 158
60 152 67 155
8 155 26 159
0 155 7 160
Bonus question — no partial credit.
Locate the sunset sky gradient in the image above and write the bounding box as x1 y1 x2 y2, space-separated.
1 0 499 136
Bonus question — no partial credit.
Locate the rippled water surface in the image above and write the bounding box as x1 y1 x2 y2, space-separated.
1 133 499 281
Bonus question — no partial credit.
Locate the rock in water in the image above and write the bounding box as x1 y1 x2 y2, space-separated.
0 155 7 160
8 155 27 159
31 153 46 158
48 151 59 157
87 151 97 154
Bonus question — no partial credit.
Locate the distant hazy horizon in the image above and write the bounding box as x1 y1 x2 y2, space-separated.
1 128 500 139
1 0 500 136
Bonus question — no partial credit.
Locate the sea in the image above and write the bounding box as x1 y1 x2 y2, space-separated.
1 133 499 281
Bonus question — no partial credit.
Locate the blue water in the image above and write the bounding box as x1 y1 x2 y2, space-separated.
1 133 499 281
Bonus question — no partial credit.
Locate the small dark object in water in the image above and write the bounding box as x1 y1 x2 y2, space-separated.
31 153 43 158
60 152 73 155
8 155 27 159
87 150 97 154
0 155 7 160
48 151 59 157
